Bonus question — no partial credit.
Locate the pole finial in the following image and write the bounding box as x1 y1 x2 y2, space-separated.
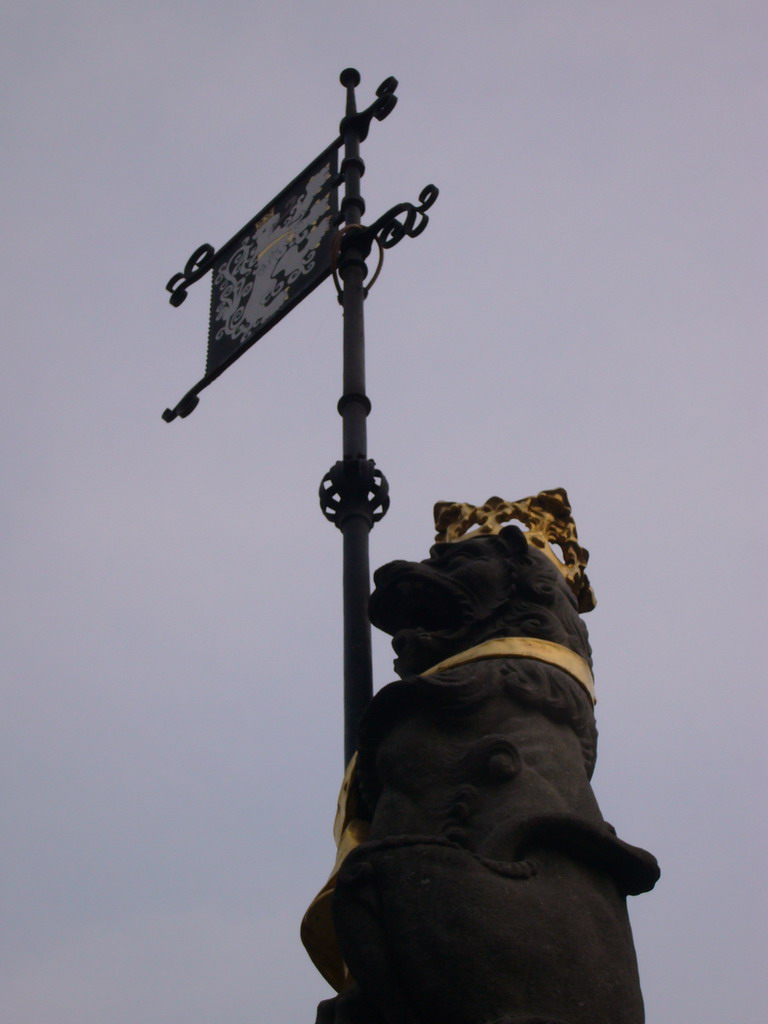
340 68 361 87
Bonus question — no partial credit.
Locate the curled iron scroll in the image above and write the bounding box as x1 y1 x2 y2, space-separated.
369 185 439 249
165 242 217 307
339 73 399 141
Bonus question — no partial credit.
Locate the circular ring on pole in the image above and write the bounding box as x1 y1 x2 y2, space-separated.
331 226 384 299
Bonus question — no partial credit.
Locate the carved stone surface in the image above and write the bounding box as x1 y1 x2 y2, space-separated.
318 526 659 1024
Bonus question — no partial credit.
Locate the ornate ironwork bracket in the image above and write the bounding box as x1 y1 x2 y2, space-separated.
165 242 217 307
336 184 439 269
367 184 439 249
319 458 390 529
338 73 398 143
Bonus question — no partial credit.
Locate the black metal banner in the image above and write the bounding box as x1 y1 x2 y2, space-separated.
207 144 339 372
163 142 339 420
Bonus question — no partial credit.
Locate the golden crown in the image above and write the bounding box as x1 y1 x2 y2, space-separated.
433 487 596 612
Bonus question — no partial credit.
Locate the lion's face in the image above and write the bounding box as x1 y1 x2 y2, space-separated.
369 527 534 676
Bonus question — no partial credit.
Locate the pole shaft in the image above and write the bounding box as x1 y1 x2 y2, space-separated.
341 264 367 459
339 69 373 766
342 517 372 762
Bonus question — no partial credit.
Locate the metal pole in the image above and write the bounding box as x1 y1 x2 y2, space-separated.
338 69 374 766
321 70 428 765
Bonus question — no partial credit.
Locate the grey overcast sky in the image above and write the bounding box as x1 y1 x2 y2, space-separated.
2 2 765 1022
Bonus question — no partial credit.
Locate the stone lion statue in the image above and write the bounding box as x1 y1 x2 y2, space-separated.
306 521 659 1024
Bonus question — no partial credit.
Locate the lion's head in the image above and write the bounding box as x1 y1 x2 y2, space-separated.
369 525 591 678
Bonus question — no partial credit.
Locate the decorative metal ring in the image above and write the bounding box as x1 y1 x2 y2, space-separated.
331 225 384 298
319 458 390 528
